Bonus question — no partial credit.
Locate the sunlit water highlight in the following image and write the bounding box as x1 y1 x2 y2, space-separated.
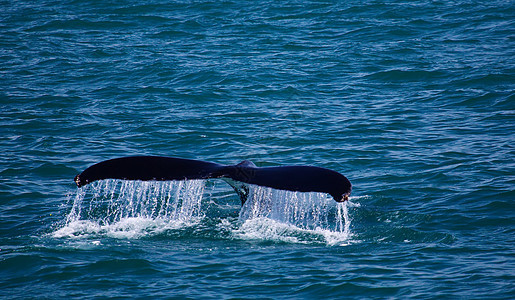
54 180 354 245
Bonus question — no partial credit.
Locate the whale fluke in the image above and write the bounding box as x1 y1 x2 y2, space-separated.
74 156 351 203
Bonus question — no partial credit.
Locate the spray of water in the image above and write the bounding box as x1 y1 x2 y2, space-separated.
55 180 354 245
54 179 205 238
236 185 353 245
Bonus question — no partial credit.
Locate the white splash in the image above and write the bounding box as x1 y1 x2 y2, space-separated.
236 185 354 245
54 179 205 238
55 179 358 245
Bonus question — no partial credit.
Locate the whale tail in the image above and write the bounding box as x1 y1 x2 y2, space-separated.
74 156 351 203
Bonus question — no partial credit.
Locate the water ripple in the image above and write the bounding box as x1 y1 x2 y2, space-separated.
1 0 514 298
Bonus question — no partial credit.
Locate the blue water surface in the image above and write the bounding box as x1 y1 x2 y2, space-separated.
1 0 514 298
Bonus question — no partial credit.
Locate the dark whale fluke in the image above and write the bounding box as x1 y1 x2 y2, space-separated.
74 156 352 203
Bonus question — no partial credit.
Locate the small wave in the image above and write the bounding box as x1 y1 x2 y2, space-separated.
26 19 130 32
364 68 448 83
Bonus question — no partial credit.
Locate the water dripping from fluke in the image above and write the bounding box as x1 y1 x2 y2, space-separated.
54 179 206 239
236 185 355 245
54 179 356 245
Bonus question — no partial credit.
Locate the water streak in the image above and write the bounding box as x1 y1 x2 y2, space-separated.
56 180 352 244
55 179 205 238
238 185 353 244
68 179 205 224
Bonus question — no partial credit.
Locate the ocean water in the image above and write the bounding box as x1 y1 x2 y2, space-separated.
1 0 514 298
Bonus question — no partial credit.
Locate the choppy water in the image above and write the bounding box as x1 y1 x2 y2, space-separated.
1 0 514 298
